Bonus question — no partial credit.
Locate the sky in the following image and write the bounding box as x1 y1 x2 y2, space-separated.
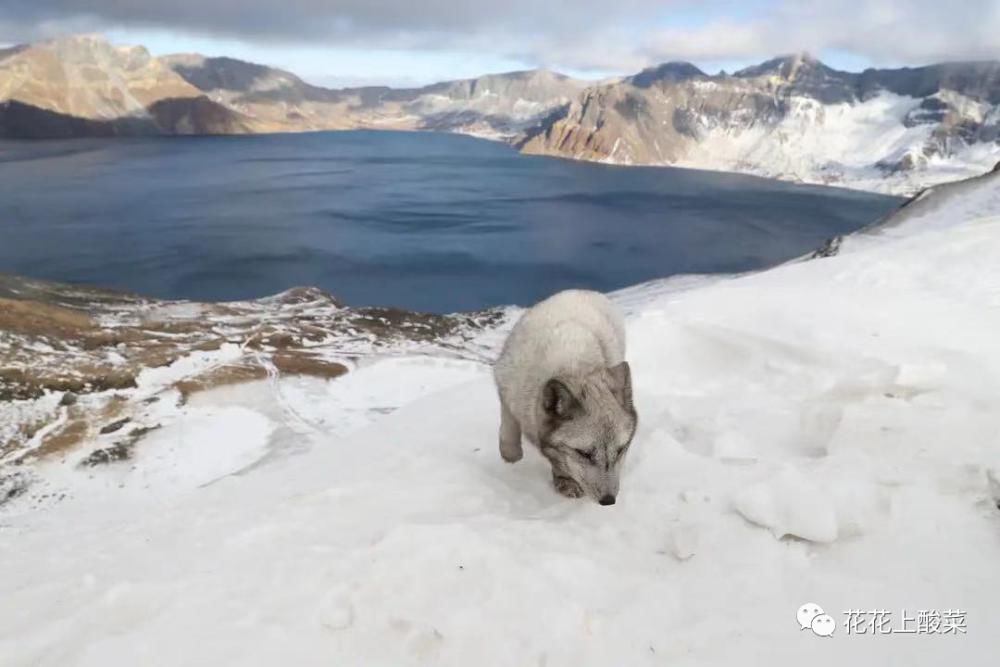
1 1 997 87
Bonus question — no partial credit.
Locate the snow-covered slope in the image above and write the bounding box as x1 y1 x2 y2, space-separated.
855 166 1000 239
521 55 1000 195
678 91 999 194
2 172 1000 665
798 164 1000 260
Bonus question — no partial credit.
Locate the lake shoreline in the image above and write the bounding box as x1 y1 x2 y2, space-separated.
0 131 902 312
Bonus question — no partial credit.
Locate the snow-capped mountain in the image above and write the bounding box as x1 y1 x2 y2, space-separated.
2 36 998 193
2 167 998 665
521 53 1000 194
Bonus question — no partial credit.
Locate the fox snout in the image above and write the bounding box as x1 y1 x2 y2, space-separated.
590 473 620 505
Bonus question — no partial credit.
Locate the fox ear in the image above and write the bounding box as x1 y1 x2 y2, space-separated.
607 362 633 409
543 379 580 420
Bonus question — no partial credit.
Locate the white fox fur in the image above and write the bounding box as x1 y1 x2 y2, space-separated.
493 289 636 504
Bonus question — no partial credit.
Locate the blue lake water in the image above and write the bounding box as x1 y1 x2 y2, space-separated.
0 131 902 313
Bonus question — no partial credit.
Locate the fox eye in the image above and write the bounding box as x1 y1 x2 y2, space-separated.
576 449 596 463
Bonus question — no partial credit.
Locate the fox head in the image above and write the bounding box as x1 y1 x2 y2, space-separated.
538 361 637 505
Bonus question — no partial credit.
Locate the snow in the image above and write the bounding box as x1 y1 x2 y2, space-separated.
863 170 1000 239
677 91 999 195
0 393 62 462
132 404 275 495
133 344 246 393
2 172 1000 665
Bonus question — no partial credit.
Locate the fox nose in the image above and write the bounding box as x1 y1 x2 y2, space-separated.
598 494 616 506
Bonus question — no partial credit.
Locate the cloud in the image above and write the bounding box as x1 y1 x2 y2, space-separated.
0 0 682 45
0 0 997 72
642 1 1000 67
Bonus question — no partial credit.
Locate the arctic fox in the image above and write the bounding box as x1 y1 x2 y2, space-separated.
493 290 637 505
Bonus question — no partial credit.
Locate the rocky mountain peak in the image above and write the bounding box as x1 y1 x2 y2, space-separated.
736 52 831 81
731 52 858 103
163 54 305 94
40 33 113 55
467 68 578 87
629 61 706 88
0 44 26 62
43 32 110 48
0 34 255 137
499 68 567 82
27 33 155 69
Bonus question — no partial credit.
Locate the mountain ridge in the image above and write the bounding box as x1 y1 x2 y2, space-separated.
0 34 259 136
1 34 998 193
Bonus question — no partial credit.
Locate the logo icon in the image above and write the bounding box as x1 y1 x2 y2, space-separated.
797 603 836 637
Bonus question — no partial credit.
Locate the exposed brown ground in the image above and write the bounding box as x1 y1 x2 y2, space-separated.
173 357 348 401
0 274 503 465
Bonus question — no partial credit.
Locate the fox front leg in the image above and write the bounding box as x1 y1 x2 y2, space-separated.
498 399 523 463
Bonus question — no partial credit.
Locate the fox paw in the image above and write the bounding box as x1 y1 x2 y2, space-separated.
499 440 523 463
554 476 584 498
